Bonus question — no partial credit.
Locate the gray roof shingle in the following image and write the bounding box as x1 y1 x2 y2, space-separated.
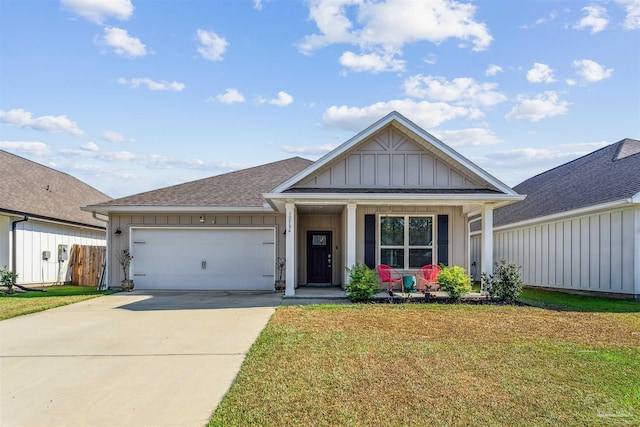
495 138 640 227
94 157 313 208
0 150 111 228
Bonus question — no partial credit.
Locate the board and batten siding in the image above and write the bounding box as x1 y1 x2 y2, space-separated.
294 127 483 189
108 213 285 285
12 219 105 285
476 206 637 295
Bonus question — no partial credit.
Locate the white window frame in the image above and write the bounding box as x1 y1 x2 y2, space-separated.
377 214 436 270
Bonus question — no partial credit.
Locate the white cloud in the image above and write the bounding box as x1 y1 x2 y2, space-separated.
526 63 556 83
282 143 340 155
573 5 609 33
81 141 99 151
423 53 437 64
99 27 147 58
322 99 470 132
617 0 640 30
0 141 52 156
485 65 503 76
216 88 246 104
403 75 507 107
267 91 294 107
431 128 501 147
339 51 405 72
520 10 560 29
566 78 577 86
61 0 133 24
101 130 134 142
196 29 228 61
118 77 185 91
485 141 609 166
253 0 263 10
0 108 84 136
572 59 613 83
505 91 570 122
298 0 492 71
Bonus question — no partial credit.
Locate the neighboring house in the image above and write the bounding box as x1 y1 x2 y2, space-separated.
471 138 640 299
0 150 111 285
85 112 524 295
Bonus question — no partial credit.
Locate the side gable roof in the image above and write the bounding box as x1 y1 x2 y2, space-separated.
89 157 313 211
270 111 518 196
495 138 640 227
0 150 111 228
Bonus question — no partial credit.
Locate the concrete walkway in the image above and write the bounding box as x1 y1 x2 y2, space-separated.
0 291 282 427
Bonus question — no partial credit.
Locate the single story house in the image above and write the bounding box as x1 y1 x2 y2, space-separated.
471 138 640 299
85 112 524 295
0 150 111 285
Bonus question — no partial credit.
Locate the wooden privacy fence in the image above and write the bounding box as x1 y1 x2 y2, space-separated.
69 245 106 287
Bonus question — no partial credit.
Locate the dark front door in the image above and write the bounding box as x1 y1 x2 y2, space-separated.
307 231 332 283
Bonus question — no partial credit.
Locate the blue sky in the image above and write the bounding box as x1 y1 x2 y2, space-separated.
1 0 638 198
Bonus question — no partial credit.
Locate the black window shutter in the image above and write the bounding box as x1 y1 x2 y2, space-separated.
437 215 449 266
364 214 376 268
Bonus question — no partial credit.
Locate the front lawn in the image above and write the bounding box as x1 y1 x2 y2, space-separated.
0 286 114 321
210 293 640 426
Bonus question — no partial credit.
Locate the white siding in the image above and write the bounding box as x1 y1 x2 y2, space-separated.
494 207 637 295
0 215 10 270
293 128 484 189
14 219 105 285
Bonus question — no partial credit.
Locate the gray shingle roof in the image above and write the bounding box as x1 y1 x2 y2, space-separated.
495 138 640 227
94 157 313 208
0 150 111 228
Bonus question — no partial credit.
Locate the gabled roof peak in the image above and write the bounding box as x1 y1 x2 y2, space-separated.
614 138 640 161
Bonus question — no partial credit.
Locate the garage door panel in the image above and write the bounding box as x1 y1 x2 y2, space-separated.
130 228 275 290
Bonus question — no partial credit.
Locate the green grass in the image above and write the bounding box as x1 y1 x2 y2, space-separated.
520 288 640 312
210 291 640 426
0 286 115 320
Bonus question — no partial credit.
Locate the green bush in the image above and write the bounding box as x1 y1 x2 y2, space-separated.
1 265 18 295
482 260 524 303
437 265 472 299
344 263 378 301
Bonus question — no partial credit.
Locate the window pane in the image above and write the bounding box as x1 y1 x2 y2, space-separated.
381 248 404 269
312 235 326 246
409 248 432 268
380 217 404 246
409 217 433 246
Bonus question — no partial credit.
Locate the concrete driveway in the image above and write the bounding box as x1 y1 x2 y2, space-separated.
0 291 283 427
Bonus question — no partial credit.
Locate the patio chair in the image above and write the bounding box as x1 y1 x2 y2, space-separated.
417 264 441 293
377 264 402 293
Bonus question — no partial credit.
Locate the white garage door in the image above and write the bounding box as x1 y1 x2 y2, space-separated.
130 228 275 290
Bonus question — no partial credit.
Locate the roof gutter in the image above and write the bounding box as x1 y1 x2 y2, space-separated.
11 216 29 275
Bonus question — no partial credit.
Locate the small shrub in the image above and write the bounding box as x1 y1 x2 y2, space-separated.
345 263 378 301
437 265 472 299
1 265 18 295
482 260 524 303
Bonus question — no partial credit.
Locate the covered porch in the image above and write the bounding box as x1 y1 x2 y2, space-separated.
273 196 505 297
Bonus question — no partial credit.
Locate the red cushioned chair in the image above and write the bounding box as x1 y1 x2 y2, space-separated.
377 264 402 293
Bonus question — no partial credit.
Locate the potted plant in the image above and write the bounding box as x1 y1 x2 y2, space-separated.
274 257 286 291
116 249 134 291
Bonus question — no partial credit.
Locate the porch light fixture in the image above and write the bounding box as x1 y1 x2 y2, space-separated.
199 216 205 224
114 227 122 235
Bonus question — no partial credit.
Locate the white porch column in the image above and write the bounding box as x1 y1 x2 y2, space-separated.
285 203 296 296
345 203 357 283
481 204 494 275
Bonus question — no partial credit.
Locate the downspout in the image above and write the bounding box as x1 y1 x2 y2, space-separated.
92 212 109 290
11 216 29 279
